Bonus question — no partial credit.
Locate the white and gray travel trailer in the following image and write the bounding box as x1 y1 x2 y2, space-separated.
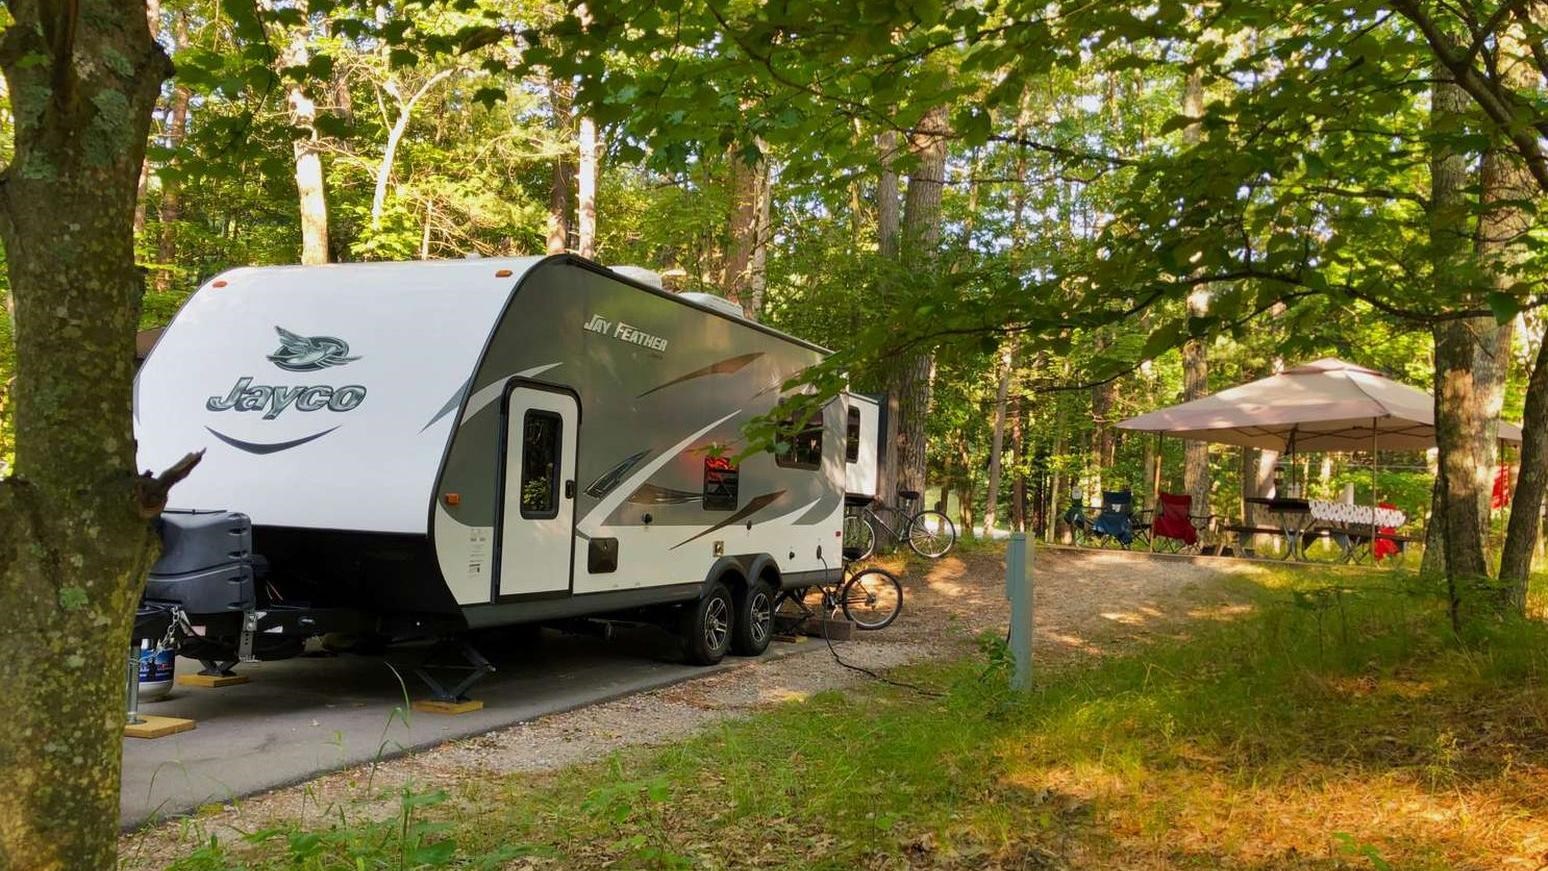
134 255 883 690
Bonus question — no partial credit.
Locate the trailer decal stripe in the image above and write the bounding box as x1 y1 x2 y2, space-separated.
458 362 562 425
419 376 472 432
636 352 764 398
204 425 340 455
668 490 786 550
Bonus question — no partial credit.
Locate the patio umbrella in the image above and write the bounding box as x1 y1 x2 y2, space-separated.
1117 358 1523 451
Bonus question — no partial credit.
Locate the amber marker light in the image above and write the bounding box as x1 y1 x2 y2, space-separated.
212 279 228 288
495 268 513 278
444 493 461 506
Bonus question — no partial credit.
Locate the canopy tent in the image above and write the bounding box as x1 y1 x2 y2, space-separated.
1117 358 1523 451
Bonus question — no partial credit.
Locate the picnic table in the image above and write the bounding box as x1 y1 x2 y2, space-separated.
1214 498 1409 565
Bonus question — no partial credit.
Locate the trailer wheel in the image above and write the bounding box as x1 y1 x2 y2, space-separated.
681 581 734 665
730 577 775 657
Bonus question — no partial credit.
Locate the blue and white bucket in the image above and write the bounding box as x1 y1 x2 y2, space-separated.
137 639 176 702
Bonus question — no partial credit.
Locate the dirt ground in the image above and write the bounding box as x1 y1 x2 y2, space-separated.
119 545 1272 868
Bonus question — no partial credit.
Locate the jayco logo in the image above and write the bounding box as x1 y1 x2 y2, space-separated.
582 314 669 353
207 326 368 419
267 326 360 371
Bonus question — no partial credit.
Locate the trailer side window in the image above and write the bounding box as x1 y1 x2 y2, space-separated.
519 410 562 519
845 407 862 463
703 456 739 510
775 414 823 471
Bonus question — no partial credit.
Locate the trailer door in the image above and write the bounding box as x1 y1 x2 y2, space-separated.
498 384 578 598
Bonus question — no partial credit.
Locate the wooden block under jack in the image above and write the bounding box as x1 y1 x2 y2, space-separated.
177 673 250 688
411 698 485 715
125 715 196 739
801 618 854 642
772 633 808 644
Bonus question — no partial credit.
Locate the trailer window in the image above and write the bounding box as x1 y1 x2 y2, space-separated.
775 414 823 471
845 407 862 463
519 410 562 519
703 456 739 510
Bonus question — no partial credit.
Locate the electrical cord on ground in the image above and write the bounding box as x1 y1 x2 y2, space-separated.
813 554 946 699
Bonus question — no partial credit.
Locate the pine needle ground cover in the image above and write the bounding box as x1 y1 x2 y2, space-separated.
164 568 1548 870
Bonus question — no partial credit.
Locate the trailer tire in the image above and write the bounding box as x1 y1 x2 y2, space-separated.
681 581 734 665
730 577 775 657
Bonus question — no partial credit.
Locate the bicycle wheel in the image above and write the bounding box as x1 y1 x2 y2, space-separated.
841 568 903 630
907 510 956 558
843 513 877 560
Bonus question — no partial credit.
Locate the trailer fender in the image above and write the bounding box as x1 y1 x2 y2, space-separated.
698 554 778 600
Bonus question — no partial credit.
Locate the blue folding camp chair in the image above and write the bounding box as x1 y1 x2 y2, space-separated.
1090 489 1148 549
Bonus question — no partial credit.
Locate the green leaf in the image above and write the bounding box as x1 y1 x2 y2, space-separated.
1487 291 1521 325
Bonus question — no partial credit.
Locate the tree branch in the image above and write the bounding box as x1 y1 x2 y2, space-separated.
132 450 205 519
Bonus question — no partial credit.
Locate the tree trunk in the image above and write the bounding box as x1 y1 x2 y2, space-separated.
983 344 1013 537
1500 332 1548 603
1050 402 1069 543
1012 397 1028 534
1471 25 1533 607
746 156 772 320
154 14 191 292
577 116 598 258
546 81 574 255
0 7 181 866
877 130 900 259
1427 59 1494 587
133 0 162 238
1179 69 1213 515
724 143 771 319
886 106 949 500
281 6 329 265
1434 319 1495 581
1090 376 1117 494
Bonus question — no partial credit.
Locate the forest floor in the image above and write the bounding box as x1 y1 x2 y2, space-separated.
125 545 1548 870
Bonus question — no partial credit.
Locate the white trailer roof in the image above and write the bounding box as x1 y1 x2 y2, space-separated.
136 257 545 534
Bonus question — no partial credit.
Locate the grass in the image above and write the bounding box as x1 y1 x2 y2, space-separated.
161 565 1548 870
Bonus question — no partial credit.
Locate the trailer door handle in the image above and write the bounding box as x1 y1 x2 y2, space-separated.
564 479 576 499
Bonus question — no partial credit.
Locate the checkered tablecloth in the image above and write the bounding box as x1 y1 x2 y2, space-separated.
1308 500 1406 528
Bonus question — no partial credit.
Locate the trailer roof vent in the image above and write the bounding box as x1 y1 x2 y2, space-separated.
678 292 747 319
609 265 665 289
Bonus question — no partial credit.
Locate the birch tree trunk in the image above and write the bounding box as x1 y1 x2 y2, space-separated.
0 6 198 866
281 4 329 265
577 116 598 258
370 70 454 228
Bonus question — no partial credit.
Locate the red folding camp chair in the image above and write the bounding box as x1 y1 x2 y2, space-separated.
1150 491 1211 554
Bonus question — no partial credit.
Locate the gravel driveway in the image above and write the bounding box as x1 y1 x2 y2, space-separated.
120 544 1270 868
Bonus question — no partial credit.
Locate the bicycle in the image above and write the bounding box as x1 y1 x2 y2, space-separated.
842 489 957 560
774 562 904 631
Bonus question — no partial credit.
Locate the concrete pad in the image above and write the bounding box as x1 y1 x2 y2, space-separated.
121 627 811 829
